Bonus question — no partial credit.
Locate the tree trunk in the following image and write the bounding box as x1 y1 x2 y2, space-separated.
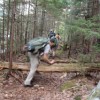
25 0 30 44
20 2 25 50
68 44 72 58
39 9 46 36
92 0 100 16
2 0 5 60
39 0 46 36
33 0 38 38
6 0 11 61
87 0 100 18
9 0 16 74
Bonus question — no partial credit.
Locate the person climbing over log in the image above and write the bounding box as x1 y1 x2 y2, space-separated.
23 37 58 87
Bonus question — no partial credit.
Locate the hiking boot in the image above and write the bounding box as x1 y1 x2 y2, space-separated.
24 84 33 87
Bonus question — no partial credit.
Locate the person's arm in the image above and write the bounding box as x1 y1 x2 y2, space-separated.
41 44 55 64
42 53 55 64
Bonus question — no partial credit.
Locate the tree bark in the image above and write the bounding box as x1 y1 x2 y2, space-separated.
6 0 11 61
9 0 16 73
68 44 72 58
39 0 46 36
39 9 46 36
33 0 38 38
25 0 30 44
87 0 100 18
2 0 5 60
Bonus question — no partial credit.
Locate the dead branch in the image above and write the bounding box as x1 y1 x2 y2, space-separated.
10 71 22 84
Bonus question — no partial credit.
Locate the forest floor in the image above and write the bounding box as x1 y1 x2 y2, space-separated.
0 69 96 100
0 52 99 100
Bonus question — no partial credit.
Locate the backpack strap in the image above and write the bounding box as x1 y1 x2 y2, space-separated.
38 42 48 54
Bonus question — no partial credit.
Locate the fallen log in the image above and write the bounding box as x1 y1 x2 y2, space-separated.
0 61 100 72
54 59 100 63
41 59 78 63
55 59 78 63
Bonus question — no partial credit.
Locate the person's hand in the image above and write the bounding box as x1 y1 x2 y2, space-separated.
50 60 55 64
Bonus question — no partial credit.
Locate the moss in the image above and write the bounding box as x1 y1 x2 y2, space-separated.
60 80 76 91
74 95 81 100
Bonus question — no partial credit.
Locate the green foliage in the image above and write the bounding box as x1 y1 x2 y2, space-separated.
64 17 100 44
36 0 69 19
56 22 65 34
78 53 96 63
93 43 100 53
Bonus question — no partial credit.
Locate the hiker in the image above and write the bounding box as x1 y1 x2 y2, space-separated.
48 29 56 39
55 33 62 49
55 33 61 41
24 37 57 87
51 33 61 57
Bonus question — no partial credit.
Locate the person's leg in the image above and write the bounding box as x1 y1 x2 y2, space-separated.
24 52 39 86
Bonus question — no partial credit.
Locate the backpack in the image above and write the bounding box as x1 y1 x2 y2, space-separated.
26 37 49 54
48 31 56 39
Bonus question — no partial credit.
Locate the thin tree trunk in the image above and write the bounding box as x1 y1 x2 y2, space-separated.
20 2 24 49
6 0 11 61
25 1 30 44
87 0 100 17
92 0 99 16
2 0 5 60
33 0 38 38
82 35 86 54
40 9 46 36
39 0 46 36
68 44 72 58
9 0 16 74
16 14 20 52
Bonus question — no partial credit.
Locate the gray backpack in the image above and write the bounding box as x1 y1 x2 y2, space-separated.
26 37 49 54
